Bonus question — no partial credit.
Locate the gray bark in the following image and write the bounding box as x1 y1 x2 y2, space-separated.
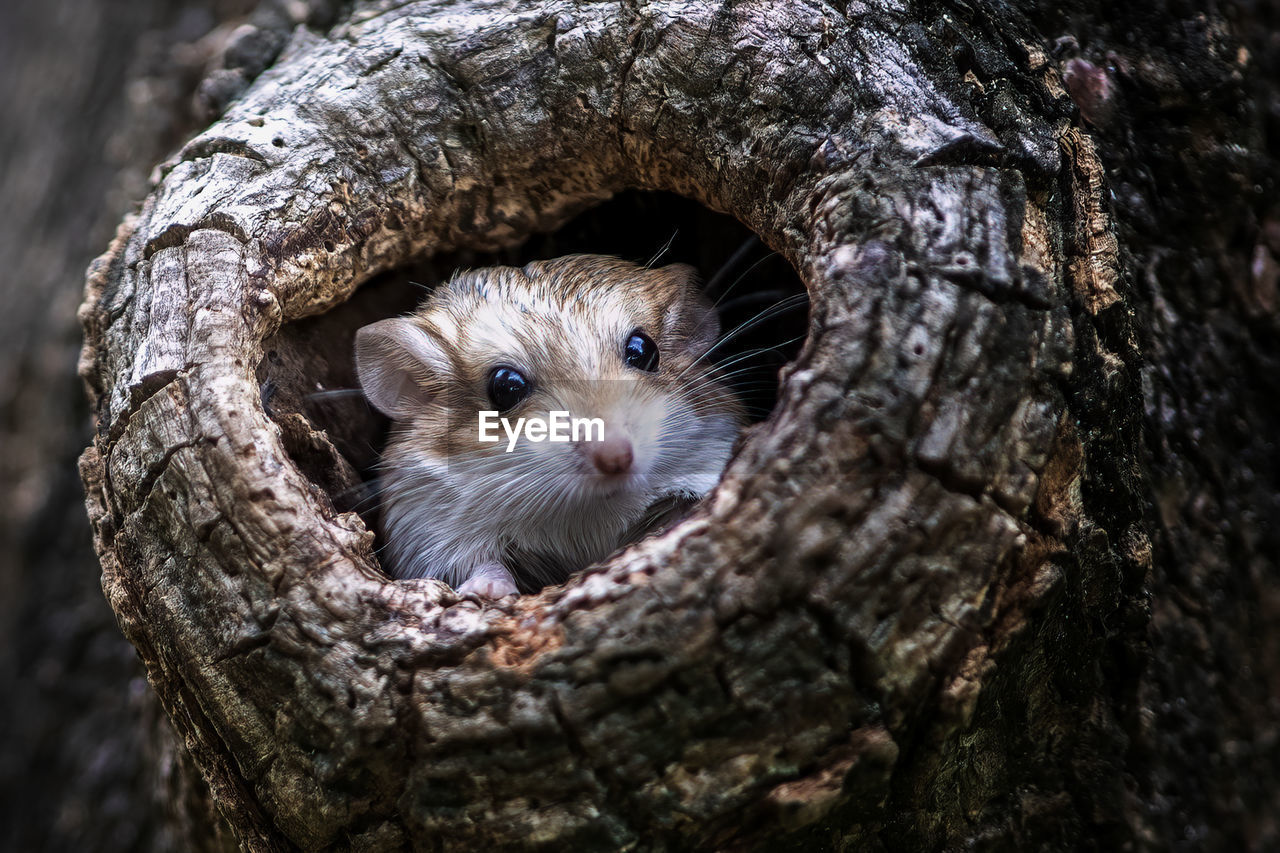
76 1 1136 849
0 0 1266 850
0 1 240 849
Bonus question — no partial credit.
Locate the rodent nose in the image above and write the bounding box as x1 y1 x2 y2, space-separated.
590 435 633 475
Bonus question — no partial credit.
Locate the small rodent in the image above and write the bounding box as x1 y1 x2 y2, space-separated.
354 254 744 597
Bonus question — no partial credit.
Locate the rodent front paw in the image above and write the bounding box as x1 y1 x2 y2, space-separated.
456 564 519 599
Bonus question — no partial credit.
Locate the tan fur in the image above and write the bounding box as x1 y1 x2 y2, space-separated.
356 254 743 594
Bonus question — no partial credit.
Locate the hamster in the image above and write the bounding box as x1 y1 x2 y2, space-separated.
354 254 744 597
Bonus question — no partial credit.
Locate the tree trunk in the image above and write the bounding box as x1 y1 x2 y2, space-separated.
0 1 242 849
4 0 1275 849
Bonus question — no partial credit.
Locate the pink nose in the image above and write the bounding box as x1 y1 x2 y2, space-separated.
590 435 633 475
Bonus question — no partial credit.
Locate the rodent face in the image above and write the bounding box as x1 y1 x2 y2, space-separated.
357 254 743 528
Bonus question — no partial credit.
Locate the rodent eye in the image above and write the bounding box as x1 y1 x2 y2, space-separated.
487 366 531 411
623 330 660 373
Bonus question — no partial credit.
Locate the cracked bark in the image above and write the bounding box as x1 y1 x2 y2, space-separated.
44 0 1276 850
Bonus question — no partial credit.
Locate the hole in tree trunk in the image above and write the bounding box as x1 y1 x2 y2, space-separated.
256 190 809 585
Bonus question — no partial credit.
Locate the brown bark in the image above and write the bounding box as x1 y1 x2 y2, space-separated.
0 2 241 849
1039 3 1280 846
73 0 1139 848
2 0 1274 850
0 2 348 849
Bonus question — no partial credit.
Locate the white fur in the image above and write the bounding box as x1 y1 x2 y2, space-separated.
378 402 739 588
358 256 744 593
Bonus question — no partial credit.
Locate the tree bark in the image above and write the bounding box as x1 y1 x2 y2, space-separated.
0 2 346 849
6 0 1269 850
0 2 245 849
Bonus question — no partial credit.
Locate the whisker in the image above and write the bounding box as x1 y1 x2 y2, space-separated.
703 235 762 301
716 289 800 316
304 388 368 403
646 230 680 268
699 295 809 361
677 305 809 385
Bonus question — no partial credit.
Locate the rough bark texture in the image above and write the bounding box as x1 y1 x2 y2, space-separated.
0 0 1270 851
0 2 251 849
74 0 1140 848
0 2 350 849
1035 3 1280 847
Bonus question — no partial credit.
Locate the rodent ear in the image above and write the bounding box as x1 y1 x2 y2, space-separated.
354 318 448 421
659 264 720 356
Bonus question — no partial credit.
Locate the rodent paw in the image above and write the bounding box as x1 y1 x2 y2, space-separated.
456 565 519 599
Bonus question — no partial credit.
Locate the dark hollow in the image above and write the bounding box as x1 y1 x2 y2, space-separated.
256 190 810 575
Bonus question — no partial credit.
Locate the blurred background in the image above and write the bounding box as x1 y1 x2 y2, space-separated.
0 2 328 848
